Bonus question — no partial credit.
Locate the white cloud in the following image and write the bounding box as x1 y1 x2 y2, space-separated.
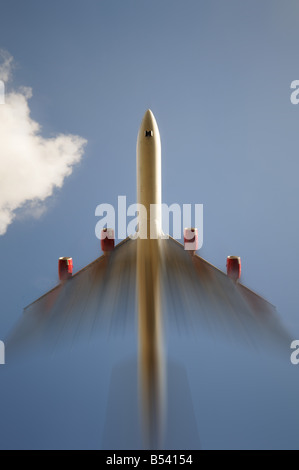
0 49 13 82
0 51 87 235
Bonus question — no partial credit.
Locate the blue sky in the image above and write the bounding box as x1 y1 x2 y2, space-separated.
0 1 299 449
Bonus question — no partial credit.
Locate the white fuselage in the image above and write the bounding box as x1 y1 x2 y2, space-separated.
136 110 165 448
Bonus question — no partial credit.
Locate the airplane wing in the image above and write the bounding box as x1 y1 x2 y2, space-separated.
162 237 289 350
7 236 289 354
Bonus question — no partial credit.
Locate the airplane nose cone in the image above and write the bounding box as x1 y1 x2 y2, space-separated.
138 109 160 141
141 109 156 130
143 108 154 122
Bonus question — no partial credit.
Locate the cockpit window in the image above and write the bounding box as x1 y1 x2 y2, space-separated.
145 130 153 137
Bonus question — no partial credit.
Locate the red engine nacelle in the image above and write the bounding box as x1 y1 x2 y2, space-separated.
184 228 199 252
226 256 241 281
58 257 73 281
101 228 115 253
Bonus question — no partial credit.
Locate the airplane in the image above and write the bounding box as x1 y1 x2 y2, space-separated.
7 109 289 449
